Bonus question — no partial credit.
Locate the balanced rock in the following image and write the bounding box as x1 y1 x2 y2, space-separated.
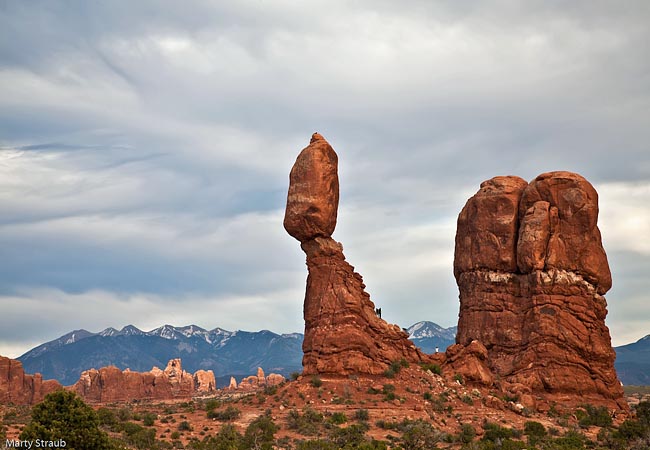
285 133 428 375
0 355 62 405
452 171 626 411
284 133 339 242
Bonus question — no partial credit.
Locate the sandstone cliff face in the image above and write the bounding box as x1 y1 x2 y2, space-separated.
0 355 62 405
72 358 214 402
285 133 426 375
453 171 626 411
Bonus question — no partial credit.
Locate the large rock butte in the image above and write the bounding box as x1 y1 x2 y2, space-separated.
285 133 428 375
0 355 62 404
452 171 626 411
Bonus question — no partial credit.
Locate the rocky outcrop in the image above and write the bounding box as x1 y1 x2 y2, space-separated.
194 370 217 393
285 133 427 375
452 171 626 411
72 358 213 402
0 355 62 405
237 367 286 390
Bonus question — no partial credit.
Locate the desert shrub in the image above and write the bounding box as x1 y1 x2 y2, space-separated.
142 412 157 427
400 420 441 450
577 404 612 428
178 420 192 432
328 412 348 425
458 423 476 443
263 384 278 396
207 405 241 421
384 359 409 378
375 420 398 430
354 409 370 421
170 431 181 439
244 413 278 450
124 426 157 449
482 421 515 442
310 375 323 387
453 374 464 384
287 407 324 436
20 390 114 450
524 420 546 437
382 384 396 401
552 430 587 449
636 400 650 425
204 399 222 411
290 371 301 381
97 407 119 429
117 407 132 422
461 394 474 405
296 439 338 450
296 438 387 450
329 423 370 448
420 363 442 375
616 419 646 441
192 423 244 450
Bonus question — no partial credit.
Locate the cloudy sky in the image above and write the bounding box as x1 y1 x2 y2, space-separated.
1 1 649 358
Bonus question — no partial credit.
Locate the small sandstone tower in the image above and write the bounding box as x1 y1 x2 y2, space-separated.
453 171 626 411
285 133 426 375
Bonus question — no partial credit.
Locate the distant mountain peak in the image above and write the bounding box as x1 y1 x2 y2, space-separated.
61 329 93 345
99 327 119 337
119 325 144 336
406 321 456 340
405 321 457 354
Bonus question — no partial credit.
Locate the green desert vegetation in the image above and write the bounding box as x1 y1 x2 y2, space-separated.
5 389 650 450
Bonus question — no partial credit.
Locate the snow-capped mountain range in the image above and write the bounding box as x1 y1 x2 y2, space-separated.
406 321 457 354
17 321 648 386
19 324 304 386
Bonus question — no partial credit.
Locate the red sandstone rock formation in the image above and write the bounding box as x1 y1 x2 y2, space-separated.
237 367 286 390
72 358 213 402
0 355 62 405
194 369 217 393
452 171 626 411
285 133 428 375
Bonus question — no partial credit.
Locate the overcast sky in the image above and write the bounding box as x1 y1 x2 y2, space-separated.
1 1 649 358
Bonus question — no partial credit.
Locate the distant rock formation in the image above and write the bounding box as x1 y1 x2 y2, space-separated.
194 370 217 393
0 355 62 405
451 171 626 411
236 367 286 390
284 133 427 375
72 358 215 402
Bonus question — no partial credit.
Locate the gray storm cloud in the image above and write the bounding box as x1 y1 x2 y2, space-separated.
1 0 649 356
